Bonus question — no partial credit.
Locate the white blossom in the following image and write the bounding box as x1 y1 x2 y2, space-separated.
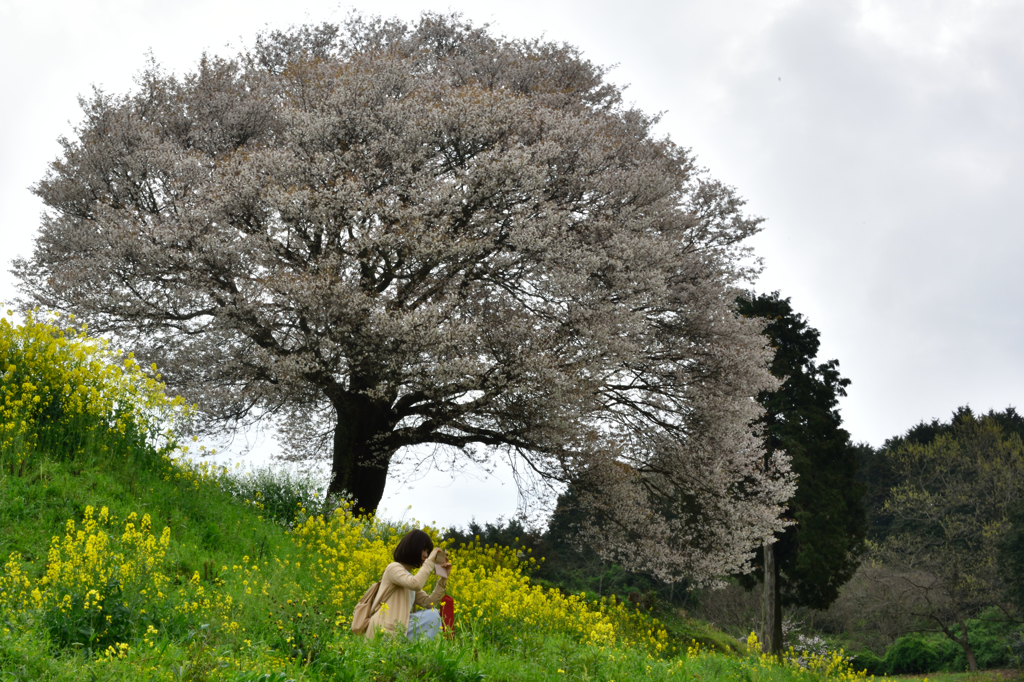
15 14 794 583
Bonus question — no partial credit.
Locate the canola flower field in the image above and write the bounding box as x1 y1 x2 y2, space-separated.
0 310 874 681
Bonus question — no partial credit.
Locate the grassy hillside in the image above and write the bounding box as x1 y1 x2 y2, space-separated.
1 310 872 681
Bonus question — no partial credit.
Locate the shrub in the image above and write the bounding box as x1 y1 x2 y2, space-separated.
214 464 336 529
740 632 868 681
949 611 1024 670
1009 628 1024 671
847 650 887 676
875 613 1024 674
884 632 957 674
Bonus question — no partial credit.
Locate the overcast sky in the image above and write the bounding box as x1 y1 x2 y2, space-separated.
2 0 1022 528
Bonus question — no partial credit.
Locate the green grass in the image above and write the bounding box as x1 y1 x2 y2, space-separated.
0 446 293 583
659 612 746 655
893 671 1022 682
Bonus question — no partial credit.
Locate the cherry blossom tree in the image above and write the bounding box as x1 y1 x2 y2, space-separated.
15 15 794 581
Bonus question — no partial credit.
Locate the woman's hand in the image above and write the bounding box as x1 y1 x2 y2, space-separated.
431 548 453 578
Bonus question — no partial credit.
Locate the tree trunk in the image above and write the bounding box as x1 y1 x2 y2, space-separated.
957 620 978 671
762 539 783 656
326 392 396 514
772 558 783 655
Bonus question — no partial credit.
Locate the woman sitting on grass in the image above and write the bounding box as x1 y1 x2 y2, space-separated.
366 529 454 640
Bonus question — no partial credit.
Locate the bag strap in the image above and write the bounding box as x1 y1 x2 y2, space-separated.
366 563 398 617
368 574 387 615
369 582 382 610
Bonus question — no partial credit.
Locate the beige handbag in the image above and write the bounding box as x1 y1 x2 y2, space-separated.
350 581 382 634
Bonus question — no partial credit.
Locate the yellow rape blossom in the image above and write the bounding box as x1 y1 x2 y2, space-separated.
290 509 671 655
0 308 188 459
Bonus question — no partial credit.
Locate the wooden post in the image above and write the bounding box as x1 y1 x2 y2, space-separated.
762 539 776 655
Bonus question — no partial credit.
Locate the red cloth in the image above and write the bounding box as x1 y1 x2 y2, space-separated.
439 596 455 633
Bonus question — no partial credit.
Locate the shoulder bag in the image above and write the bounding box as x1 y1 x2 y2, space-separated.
350 581 382 634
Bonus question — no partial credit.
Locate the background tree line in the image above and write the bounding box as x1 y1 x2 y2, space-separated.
447 295 1024 673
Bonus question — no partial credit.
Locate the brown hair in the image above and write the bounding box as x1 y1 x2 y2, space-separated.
393 529 434 567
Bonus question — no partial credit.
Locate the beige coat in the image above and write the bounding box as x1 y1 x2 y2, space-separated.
365 558 448 638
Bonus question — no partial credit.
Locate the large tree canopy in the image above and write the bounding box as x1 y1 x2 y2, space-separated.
15 15 793 582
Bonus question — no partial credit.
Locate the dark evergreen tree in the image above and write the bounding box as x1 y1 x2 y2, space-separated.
736 292 867 654
997 486 1024 614
855 442 897 541
882 406 1024 452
